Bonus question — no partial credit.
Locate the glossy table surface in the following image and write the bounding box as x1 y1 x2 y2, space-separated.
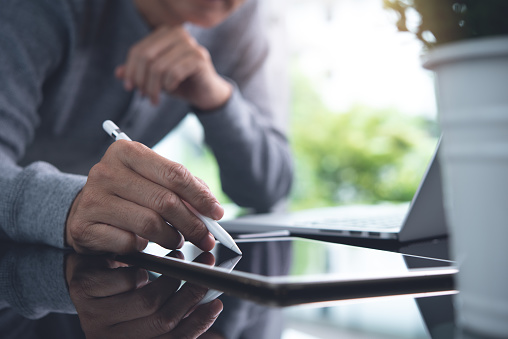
0 237 462 339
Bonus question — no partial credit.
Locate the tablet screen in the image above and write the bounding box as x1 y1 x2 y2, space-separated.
117 237 456 306
144 236 452 278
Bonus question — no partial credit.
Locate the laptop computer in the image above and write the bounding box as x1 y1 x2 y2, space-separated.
220 138 447 243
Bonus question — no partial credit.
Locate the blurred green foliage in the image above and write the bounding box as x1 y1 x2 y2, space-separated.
175 67 438 215
288 68 438 210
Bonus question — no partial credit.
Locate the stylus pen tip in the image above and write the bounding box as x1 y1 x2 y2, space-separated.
230 244 242 255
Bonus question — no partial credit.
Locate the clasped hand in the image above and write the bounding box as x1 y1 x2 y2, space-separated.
115 25 232 109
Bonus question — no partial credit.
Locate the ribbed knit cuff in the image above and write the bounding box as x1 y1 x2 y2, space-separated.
0 245 76 319
7 161 86 248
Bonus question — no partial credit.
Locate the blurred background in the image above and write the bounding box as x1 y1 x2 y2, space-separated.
153 1 441 337
153 0 440 218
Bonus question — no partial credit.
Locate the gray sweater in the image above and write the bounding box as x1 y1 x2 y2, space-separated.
0 0 292 248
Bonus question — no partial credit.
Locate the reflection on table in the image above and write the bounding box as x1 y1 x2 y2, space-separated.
0 237 459 339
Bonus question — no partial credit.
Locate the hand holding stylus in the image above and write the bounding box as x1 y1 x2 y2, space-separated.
65 121 225 254
102 120 241 255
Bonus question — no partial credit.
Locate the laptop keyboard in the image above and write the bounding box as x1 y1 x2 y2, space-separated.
293 214 404 230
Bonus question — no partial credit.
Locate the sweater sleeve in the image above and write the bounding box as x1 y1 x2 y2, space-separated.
195 0 293 213
0 244 76 319
0 0 87 248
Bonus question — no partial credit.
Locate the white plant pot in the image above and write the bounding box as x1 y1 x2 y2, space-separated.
423 35 508 337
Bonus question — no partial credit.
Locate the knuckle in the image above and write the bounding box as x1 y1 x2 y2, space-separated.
143 48 158 64
161 163 191 187
152 189 179 213
87 162 110 182
87 163 101 179
150 60 165 75
185 219 208 241
70 223 94 246
195 176 209 189
151 313 177 334
195 45 206 56
136 211 160 237
137 290 160 315
190 187 216 213
184 32 197 46
195 186 213 204
196 46 210 61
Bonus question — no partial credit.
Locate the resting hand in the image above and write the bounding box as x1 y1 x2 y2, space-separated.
116 25 232 109
66 140 224 254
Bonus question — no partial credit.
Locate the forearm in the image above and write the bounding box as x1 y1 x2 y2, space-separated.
196 85 293 213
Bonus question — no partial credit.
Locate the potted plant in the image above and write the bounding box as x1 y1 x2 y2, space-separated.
384 1 508 337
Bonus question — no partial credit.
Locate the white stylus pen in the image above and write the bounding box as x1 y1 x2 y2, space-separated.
103 120 132 141
102 120 242 255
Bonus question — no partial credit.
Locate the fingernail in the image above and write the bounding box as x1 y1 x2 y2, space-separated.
177 235 185 249
136 269 149 288
212 299 224 317
136 237 149 252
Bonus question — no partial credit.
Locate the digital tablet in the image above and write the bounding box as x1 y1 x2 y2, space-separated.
116 237 456 307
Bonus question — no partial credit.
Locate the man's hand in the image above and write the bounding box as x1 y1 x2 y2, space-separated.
66 253 222 338
66 140 224 254
116 26 232 109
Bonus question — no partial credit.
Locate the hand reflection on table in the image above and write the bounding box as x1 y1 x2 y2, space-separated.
66 251 223 339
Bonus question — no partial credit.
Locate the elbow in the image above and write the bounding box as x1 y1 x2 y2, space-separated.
222 163 294 213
